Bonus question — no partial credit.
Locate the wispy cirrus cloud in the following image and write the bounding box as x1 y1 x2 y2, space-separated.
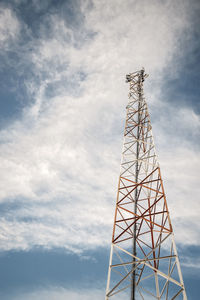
0 0 199 255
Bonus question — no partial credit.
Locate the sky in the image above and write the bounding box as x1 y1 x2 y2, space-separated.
0 0 199 299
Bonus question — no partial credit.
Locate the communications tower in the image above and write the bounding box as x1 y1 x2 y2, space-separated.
105 69 187 299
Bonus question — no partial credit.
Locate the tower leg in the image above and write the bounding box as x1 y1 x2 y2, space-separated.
105 244 114 300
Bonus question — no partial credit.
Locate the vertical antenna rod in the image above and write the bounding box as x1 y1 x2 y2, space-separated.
105 69 187 300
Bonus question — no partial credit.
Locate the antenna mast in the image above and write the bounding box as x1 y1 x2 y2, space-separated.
105 69 187 300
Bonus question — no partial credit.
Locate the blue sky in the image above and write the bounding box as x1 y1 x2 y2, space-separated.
0 0 199 299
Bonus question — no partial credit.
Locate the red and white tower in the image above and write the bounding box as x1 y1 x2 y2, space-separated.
105 69 187 300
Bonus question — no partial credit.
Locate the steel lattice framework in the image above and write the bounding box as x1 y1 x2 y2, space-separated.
105 69 187 300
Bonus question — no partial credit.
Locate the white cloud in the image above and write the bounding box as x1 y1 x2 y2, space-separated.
181 256 200 271
7 285 154 300
150 102 200 245
0 0 199 253
0 6 20 48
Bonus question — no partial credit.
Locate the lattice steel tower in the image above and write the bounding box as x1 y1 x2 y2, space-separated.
105 69 187 300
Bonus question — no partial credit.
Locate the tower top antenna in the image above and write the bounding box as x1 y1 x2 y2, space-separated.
126 68 149 83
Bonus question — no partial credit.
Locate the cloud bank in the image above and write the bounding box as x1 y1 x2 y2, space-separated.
3 287 105 300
